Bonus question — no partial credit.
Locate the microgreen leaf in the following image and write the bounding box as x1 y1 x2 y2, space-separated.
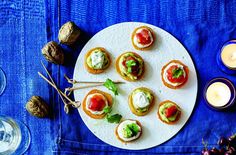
106 114 122 123
103 106 112 114
127 123 140 136
123 123 140 138
126 60 136 67
172 68 184 78
123 127 133 138
126 60 136 73
103 78 118 95
127 67 132 73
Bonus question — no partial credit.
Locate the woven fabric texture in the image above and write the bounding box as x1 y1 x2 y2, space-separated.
45 0 236 154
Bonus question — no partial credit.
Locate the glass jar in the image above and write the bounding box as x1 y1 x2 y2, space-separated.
0 116 31 155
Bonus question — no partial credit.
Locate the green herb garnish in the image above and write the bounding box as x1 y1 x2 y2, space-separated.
106 113 122 123
123 123 140 138
103 79 122 123
126 60 136 73
138 107 148 112
103 78 118 95
127 67 132 73
103 106 112 114
123 127 133 138
126 60 136 67
127 123 140 135
103 106 122 124
172 68 184 78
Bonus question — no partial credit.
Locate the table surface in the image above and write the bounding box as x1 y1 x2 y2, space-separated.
0 0 236 155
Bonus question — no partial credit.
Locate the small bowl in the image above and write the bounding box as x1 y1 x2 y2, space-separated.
216 40 236 75
203 77 236 111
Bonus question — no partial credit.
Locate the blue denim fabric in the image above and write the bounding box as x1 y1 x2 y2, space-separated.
0 0 53 154
47 0 236 154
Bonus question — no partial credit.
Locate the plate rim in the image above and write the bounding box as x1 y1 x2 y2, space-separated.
73 22 198 150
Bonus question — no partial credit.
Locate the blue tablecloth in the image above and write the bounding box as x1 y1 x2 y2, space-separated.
1 0 236 154
0 0 53 154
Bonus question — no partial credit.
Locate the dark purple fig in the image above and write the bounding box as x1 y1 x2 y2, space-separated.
229 146 235 151
229 134 236 142
210 147 219 155
227 146 236 154
202 149 206 155
218 137 229 147
202 149 212 155
219 148 226 155
224 151 233 155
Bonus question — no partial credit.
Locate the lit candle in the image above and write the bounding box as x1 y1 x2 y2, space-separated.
204 78 235 110
217 40 236 74
221 40 236 69
206 82 231 107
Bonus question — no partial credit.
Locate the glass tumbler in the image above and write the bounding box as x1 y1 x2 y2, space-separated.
0 116 31 155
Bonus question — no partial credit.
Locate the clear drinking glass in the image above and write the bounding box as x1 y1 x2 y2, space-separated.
0 116 31 155
0 67 6 95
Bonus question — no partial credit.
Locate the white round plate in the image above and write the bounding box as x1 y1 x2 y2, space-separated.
73 22 198 150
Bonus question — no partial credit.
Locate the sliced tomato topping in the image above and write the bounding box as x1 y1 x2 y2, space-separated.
122 56 136 67
88 95 106 111
135 28 152 45
165 105 178 118
166 65 186 83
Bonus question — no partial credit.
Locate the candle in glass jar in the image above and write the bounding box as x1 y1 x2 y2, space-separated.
217 40 236 74
204 78 236 110
206 82 231 107
221 40 236 69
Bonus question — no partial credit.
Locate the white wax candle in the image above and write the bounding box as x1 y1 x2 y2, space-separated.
206 82 231 107
221 43 236 69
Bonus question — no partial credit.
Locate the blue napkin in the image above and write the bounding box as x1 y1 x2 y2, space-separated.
0 0 54 154
45 0 236 154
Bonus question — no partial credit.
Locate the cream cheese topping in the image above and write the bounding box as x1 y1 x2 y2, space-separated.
90 50 104 69
206 82 231 107
117 120 141 141
163 62 186 86
133 28 153 48
132 92 150 109
86 93 108 115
